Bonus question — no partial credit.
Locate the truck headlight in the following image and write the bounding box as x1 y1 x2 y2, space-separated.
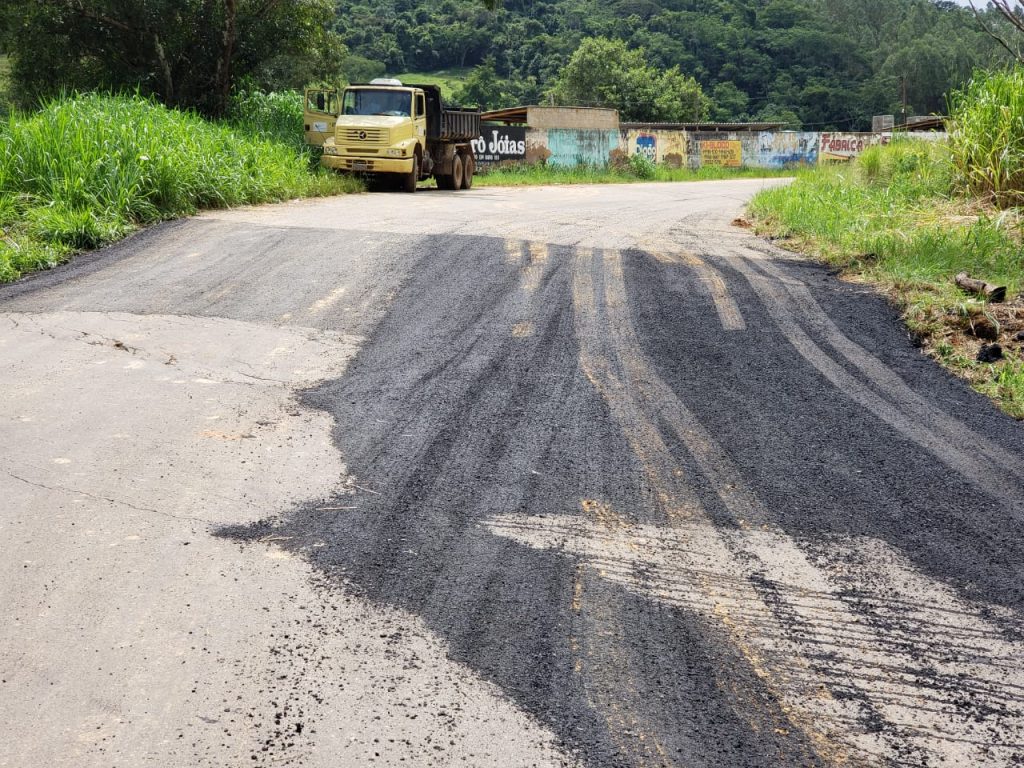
386 148 404 157
324 145 338 155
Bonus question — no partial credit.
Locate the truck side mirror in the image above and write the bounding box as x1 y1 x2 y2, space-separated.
316 93 325 111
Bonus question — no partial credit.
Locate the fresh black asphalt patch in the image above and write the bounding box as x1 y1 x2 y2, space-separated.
221 230 1024 767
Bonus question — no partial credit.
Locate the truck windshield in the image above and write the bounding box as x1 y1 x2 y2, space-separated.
343 89 411 117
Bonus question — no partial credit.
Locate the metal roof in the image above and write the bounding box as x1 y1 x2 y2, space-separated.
621 121 787 132
897 116 947 132
480 107 788 132
481 106 529 124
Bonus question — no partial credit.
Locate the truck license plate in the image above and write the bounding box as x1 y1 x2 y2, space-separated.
351 161 369 171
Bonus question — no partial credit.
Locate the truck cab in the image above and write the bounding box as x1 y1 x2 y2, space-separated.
304 79 480 192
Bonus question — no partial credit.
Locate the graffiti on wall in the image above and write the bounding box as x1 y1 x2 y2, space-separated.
635 133 657 161
621 129 687 167
819 132 890 162
529 127 928 169
472 126 527 164
756 132 818 167
700 140 742 167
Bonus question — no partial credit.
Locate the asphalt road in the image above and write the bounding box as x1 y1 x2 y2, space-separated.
2 180 1023 768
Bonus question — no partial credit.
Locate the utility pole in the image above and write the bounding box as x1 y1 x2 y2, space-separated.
900 75 908 127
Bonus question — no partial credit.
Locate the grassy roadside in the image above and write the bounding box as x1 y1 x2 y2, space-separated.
476 161 793 187
0 92 360 283
749 139 1024 418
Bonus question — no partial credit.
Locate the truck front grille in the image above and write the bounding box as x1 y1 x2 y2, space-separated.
340 127 389 146
341 159 376 171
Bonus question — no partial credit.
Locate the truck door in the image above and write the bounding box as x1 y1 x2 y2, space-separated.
414 91 427 146
303 88 338 146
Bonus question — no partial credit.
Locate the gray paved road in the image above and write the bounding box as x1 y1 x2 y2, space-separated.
2 180 1023 768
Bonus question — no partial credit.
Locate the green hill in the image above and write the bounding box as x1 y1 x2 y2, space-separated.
392 69 470 99
333 0 1013 128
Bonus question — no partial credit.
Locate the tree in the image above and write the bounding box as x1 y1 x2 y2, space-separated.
452 57 509 109
549 37 707 122
969 1 1024 62
710 82 750 122
2 0 344 115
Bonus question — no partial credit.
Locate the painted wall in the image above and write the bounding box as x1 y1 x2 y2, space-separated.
754 131 819 167
699 139 743 167
540 128 621 167
473 125 528 166
818 132 889 162
525 125 941 169
620 128 689 167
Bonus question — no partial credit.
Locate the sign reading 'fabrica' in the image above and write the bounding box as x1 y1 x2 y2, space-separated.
472 126 527 164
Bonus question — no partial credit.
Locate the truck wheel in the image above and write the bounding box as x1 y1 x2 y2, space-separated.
461 154 475 189
451 155 464 191
403 153 419 193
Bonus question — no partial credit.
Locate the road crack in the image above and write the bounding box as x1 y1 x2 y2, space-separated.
5 471 213 526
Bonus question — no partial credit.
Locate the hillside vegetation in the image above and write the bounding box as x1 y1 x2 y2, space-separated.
335 0 1013 126
0 93 358 282
2 1 1016 127
751 70 1024 417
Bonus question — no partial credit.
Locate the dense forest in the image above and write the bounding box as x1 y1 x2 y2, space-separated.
334 0 1015 128
0 1 1017 128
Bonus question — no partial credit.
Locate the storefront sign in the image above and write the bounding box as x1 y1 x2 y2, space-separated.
472 126 527 163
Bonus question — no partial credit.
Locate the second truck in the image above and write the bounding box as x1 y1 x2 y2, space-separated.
304 79 481 192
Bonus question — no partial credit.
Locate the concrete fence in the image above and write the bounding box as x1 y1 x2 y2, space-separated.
478 110 946 170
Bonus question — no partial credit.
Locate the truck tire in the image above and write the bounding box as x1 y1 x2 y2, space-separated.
451 154 464 191
461 154 474 189
436 174 453 190
403 153 419 193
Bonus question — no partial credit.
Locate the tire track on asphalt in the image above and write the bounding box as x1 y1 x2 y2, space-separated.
642 247 746 332
571 247 840 765
485 245 1024 767
725 249 1024 516
735 246 1024 485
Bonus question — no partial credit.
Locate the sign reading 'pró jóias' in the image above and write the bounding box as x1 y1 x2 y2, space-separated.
472 126 527 164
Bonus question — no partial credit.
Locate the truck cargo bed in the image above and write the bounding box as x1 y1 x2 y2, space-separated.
411 84 481 143
440 109 480 142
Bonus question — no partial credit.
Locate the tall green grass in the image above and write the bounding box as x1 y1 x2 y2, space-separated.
748 140 1022 287
0 55 11 117
948 69 1024 208
0 93 358 281
228 89 307 151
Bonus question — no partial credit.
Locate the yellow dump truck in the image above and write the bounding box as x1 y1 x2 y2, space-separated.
304 79 481 192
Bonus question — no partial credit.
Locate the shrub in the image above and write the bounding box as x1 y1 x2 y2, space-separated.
627 153 657 180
